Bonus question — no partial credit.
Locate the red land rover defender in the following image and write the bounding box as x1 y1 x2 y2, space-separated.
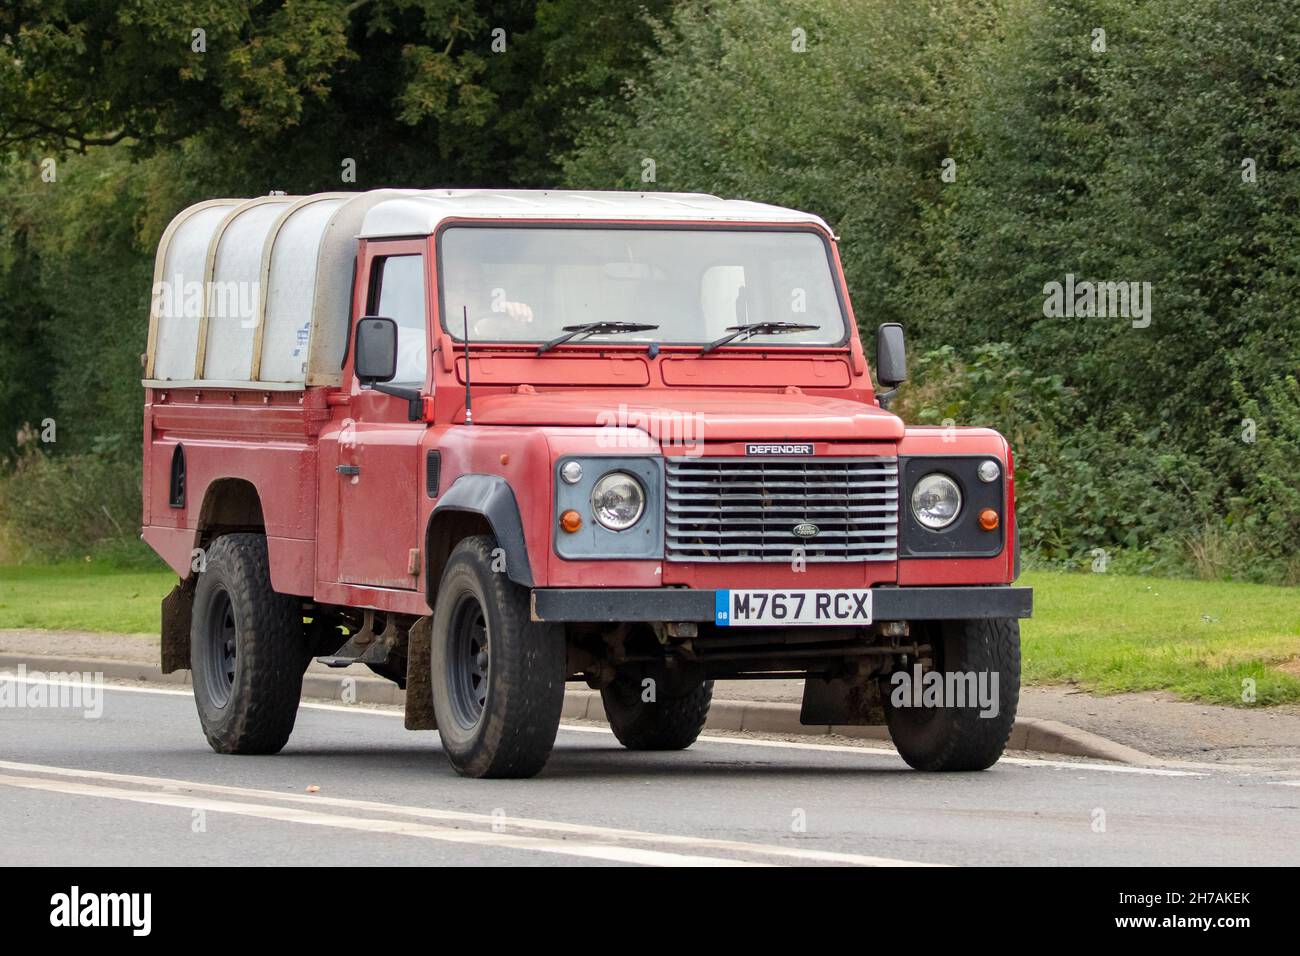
142 189 1031 778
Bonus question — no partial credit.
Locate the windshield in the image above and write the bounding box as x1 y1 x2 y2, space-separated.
437 226 848 346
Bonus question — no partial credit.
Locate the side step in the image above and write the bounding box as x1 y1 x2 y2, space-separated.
317 656 364 669
315 609 403 668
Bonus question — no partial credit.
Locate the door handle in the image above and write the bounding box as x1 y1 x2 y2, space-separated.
336 464 360 477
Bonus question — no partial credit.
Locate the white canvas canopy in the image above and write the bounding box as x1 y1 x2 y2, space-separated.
145 191 403 389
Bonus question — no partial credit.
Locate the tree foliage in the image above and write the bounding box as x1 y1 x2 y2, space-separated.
2 0 1297 577
1 0 671 185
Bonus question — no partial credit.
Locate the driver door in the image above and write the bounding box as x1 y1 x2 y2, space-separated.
336 240 429 589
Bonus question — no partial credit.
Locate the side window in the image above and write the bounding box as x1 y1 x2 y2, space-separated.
371 255 427 385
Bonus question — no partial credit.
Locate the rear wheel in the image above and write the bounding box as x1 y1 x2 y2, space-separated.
602 670 713 751
883 618 1020 771
190 534 306 755
430 536 565 778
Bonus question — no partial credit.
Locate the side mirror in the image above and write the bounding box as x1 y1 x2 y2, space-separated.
875 322 907 388
354 316 398 384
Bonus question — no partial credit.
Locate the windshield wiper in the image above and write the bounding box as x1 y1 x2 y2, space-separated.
537 321 659 355
700 321 820 354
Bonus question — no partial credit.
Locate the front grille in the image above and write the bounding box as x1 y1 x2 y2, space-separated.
665 457 899 563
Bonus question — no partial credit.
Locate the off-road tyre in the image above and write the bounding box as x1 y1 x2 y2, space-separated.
883 618 1020 771
601 674 713 751
190 533 306 755
430 535 565 778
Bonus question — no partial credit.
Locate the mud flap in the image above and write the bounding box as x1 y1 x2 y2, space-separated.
160 579 195 674
404 615 437 730
800 675 887 726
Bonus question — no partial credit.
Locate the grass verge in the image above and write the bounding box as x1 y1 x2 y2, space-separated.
1 563 1297 705
0 559 176 634
1021 570 1300 705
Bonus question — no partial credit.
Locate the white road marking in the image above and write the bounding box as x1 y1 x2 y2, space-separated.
565 724 1207 776
1268 780 1300 787
0 771 765 867
0 674 194 697
0 760 936 867
1 673 1206 776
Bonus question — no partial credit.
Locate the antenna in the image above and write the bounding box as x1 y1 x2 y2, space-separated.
462 306 473 426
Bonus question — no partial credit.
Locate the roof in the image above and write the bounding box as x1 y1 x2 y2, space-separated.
356 189 834 238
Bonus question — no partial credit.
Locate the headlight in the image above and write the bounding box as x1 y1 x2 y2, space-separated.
591 472 645 531
911 473 962 529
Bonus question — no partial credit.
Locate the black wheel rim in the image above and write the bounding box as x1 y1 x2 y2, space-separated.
203 586 237 708
447 591 489 729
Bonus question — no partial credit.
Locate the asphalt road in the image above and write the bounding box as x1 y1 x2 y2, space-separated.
1 677 1298 866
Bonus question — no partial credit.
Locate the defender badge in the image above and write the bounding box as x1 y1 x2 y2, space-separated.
792 522 820 538
747 443 814 456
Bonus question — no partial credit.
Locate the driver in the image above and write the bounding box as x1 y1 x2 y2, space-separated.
442 270 536 339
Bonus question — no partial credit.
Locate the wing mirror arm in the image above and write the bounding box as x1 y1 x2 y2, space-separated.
367 382 423 422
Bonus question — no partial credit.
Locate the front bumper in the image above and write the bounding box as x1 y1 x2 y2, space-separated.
530 586 1032 623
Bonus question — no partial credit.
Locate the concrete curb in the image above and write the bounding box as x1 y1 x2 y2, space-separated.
1 652 1159 765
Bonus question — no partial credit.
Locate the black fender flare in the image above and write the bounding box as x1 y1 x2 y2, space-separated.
429 474 533 587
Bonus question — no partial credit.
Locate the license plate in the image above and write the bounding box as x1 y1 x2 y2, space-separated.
714 589 873 627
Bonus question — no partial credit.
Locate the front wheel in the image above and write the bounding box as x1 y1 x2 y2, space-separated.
189 534 306 755
883 618 1020 771
430 536 565 778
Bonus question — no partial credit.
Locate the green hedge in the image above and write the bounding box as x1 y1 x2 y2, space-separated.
0 448 145 563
